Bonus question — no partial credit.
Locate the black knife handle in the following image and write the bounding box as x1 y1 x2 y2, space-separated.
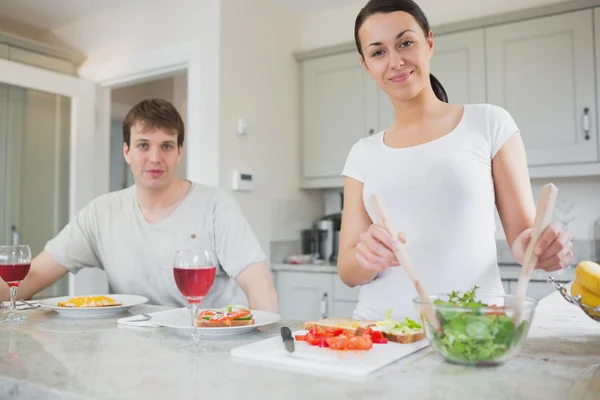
280 326 292 339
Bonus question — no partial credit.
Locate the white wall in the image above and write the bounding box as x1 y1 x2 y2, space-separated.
219 0 324 256
296 0 572 51
46 0 323 259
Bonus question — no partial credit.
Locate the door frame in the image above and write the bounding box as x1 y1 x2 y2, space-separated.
79 39 220 193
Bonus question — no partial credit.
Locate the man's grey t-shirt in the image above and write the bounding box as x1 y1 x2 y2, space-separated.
45 183 266 308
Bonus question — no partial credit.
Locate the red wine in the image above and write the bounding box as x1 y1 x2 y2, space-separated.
173 266 216 302
0 263 31 287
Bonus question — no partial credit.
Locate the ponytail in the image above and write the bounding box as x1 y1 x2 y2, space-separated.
430 74 448 103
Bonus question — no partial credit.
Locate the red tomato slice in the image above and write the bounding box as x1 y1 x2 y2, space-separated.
294 335 306 341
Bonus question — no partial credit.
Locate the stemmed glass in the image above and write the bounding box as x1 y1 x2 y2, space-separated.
0 245 32 324
173 249 217 352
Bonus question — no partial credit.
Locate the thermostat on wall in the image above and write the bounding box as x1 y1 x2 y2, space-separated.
232 170 254 192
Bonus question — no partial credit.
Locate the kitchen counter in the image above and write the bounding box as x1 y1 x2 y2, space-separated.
271 262 338 273
1 290 599 400
272 262 576 282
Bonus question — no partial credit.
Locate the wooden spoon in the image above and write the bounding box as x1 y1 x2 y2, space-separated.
369 194 442 332
513 183 558 324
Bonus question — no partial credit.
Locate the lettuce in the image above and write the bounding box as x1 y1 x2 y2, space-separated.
376 309 422 335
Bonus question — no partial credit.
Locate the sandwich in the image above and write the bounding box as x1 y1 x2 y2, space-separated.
374 310 425 344
198 304 254 327
302 311 424 344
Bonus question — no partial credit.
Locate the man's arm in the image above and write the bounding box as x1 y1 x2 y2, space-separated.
1 251 68 301
236 261 278 313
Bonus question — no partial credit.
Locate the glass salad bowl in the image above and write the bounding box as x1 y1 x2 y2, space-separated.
413 288 538 366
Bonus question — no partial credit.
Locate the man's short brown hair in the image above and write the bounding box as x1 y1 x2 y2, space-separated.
122 99 185 148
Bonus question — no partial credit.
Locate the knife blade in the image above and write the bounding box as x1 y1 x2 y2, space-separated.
280 326 295 353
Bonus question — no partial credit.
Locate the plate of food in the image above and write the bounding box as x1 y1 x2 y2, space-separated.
38 294 149 318
151 304 280 336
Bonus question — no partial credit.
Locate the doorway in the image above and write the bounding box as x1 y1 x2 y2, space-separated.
109 72 188 192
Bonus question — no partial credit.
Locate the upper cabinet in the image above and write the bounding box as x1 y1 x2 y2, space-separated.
486 10 597 166
298 6 600 189
301 52 378 188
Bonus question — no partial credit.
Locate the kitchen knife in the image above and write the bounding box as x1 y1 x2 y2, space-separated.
280 326 295 353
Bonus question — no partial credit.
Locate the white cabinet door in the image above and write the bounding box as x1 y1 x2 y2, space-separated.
486 10 597 166
276 271 334 321
301 52 378 188
502 279 512 295
377 29 486 131
332 301 358 318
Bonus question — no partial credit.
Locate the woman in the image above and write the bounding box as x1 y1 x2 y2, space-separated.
338 0 573 321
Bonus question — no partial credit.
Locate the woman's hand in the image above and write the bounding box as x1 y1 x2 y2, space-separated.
511 222 573 272
355 224 406 272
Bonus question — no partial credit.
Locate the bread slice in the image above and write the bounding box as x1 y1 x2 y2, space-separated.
302 317 425 343
302 318 377 335
380 330 425 344
198 318 255 328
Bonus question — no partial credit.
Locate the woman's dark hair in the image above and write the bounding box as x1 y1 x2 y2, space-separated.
354 0 448 103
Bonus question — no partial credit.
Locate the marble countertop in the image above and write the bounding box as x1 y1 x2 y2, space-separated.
1 290 599 400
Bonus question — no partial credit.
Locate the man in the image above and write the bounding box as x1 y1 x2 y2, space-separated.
0 99 278 311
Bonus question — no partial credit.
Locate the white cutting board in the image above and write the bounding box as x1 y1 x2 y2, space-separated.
230 330 429 379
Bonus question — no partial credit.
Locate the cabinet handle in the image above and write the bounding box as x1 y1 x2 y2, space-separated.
583 107 590 141
320 292 329 319
368 129 374 136
11 225 19 245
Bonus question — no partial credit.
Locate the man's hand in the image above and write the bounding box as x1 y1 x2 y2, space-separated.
1 251 68 301
235 261 278 313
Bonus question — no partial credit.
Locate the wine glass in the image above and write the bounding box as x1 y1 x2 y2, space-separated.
0 245 32 324
173 249 217 352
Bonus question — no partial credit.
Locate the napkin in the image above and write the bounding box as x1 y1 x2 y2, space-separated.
117 312 163 328
0 300 40 310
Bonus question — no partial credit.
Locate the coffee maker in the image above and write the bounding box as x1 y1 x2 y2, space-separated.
302 193 343 263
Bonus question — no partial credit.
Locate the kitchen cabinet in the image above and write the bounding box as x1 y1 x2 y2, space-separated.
274 270 360 320
274 269 558 320
300 52 378 189
377 29 487 130
275 271 334 321
297 7 600 189
486 10 598 166
501 279 557 300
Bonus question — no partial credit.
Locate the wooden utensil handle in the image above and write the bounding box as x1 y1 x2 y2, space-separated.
369 195 441 332
514 183 558 323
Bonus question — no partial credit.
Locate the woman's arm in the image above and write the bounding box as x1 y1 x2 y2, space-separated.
338 177 402 287
493 133 572 270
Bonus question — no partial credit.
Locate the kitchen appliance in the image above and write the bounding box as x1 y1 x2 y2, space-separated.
313 220 334 261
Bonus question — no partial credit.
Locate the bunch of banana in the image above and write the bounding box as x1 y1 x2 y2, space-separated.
570 261 600 317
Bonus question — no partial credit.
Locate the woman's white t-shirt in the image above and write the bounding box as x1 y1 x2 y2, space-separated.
342 104 519 321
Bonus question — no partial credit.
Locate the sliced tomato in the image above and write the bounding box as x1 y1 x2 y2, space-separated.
486 304 507 316
294 334 307 341
326 334 349 350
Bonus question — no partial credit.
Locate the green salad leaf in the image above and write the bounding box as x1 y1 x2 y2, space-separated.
428 286 528 363
375 309 422 335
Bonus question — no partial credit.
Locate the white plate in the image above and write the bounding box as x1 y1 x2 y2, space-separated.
151 307 281 336
38 294 149 318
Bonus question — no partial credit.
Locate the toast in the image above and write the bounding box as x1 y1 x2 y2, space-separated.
302 317 425 344
379 330 425 344
302 318 376 335
198 318 255 328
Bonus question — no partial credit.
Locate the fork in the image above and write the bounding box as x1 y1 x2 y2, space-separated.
19 299 41 309
128 313 153 323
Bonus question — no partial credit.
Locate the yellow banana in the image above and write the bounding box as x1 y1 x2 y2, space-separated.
570 280 600 317
575 261 600 296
